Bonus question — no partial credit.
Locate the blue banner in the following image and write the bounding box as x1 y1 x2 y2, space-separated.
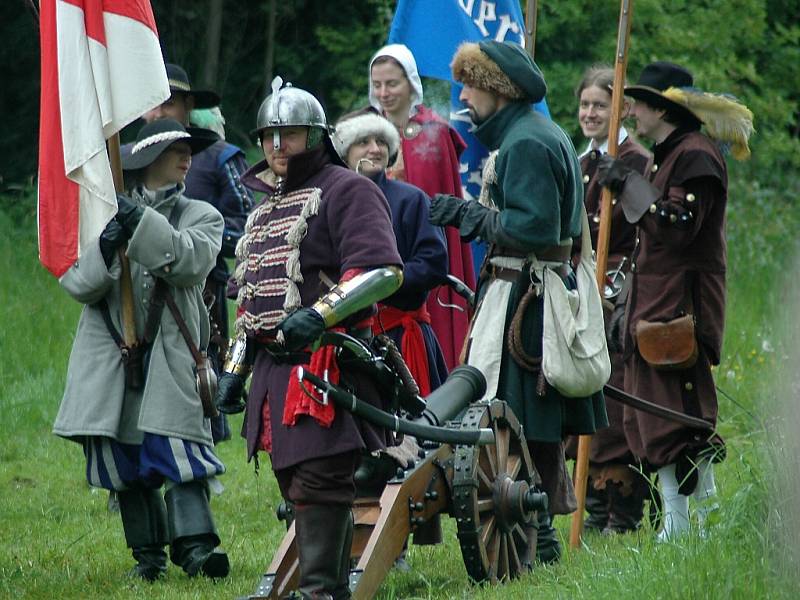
389 0 550 274
389 0 527 81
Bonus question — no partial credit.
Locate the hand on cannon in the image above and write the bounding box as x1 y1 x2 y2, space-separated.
277 308 326 352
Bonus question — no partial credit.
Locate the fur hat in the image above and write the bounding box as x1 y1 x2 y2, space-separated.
451 41 546 103
626 62 754 160
332 110 400 161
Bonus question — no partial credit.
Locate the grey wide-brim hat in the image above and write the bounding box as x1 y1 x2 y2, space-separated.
122 118 219 171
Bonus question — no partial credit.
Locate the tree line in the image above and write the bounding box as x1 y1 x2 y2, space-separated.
1 0 797 187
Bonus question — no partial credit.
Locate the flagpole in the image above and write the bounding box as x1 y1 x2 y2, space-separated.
524 0 538 59
569 0 635 550
107 133 138 349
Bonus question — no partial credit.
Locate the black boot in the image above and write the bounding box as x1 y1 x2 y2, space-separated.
604 477 647 534
534 512 561 565
583 479 609 532
294 504 353 600
165 481 229 578
118 487 168 581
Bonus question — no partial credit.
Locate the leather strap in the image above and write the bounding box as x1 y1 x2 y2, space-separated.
163 290 205 365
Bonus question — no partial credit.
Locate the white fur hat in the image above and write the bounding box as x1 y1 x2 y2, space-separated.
332 112 400 161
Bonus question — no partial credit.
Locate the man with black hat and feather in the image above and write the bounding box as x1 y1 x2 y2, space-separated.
429 41 609 565
597 61 753 541
54 118 231 580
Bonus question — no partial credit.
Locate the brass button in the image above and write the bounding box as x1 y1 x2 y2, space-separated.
649 204 657 213
685 382 694 391
164 265 171 273
670 213 678 223
651 164 659 173
593 215 601 223
686 193 696 203
583 174 590 184
612 198 618 206
630 264 636 272
165 252 172 259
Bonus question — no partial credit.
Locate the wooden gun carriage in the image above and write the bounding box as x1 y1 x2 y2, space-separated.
240 332 549 599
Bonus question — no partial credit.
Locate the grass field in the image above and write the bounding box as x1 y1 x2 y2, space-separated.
1 174 799 599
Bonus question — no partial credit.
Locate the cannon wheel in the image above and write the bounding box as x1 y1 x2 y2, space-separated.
452 400 538 583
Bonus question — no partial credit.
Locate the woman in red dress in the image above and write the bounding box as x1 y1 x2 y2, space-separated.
367 43 476 370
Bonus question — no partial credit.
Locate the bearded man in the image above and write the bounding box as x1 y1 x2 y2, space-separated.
430 41 608 563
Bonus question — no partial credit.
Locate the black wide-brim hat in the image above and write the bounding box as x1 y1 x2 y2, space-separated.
625 61 702 126
166 63 221 109
122 118 219 171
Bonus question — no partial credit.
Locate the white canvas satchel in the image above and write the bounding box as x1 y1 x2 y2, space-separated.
537 206 611 397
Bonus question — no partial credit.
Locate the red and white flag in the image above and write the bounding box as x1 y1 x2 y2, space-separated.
38 0 169 278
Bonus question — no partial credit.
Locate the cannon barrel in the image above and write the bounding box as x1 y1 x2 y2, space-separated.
413 365 486 428
298 365 493 445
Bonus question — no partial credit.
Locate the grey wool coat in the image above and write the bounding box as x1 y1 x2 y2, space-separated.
53 185 224 446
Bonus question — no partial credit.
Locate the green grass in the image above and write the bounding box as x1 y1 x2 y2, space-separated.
1 175 799 599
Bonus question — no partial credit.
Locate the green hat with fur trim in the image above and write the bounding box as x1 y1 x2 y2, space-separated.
451 41 547 103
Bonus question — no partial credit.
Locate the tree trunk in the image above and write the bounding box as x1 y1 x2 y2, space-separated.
203 0 223 88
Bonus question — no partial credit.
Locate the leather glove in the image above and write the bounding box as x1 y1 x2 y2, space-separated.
597 155 635 194
115 193 144 236
607 303 626 354
98 218 129 267
278 308 326 352
214 373 247 414
429 194 469 228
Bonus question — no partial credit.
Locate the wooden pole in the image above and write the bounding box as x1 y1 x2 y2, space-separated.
524 0 538 59
107 133 137 348
569 0 634 550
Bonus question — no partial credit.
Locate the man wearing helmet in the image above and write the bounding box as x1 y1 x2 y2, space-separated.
215 78 402 599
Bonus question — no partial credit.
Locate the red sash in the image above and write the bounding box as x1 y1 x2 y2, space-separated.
373 305 432 396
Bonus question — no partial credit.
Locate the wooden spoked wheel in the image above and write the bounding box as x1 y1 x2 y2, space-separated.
451 400 546 583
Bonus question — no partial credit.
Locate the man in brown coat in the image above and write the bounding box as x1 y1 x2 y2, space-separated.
598 61 753 540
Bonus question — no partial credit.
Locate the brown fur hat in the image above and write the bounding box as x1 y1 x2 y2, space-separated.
451 41 546 103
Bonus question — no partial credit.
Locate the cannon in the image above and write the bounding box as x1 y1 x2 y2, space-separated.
240 334 548 600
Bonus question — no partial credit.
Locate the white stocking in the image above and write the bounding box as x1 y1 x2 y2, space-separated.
692 457 718 530
657 463 690 542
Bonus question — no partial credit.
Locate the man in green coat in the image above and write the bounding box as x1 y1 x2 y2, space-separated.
430 41 607 563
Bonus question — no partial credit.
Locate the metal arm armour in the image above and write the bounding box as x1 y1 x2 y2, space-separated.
222 336 253 378
311 266 403 328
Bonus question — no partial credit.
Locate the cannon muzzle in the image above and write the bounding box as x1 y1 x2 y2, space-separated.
413 365 486 429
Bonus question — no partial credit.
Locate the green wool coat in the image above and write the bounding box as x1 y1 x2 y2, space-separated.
473 102 608 442
53 186 224 446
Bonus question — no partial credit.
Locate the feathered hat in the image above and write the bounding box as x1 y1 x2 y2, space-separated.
122 118 218 171
626 62 754 160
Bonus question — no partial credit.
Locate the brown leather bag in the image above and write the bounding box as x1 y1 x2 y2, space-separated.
635 314 698 370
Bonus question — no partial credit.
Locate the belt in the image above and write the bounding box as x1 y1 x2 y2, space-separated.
485 264 522 283
491 243 572 263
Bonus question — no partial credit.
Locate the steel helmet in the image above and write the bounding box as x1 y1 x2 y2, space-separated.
253 76 328 137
